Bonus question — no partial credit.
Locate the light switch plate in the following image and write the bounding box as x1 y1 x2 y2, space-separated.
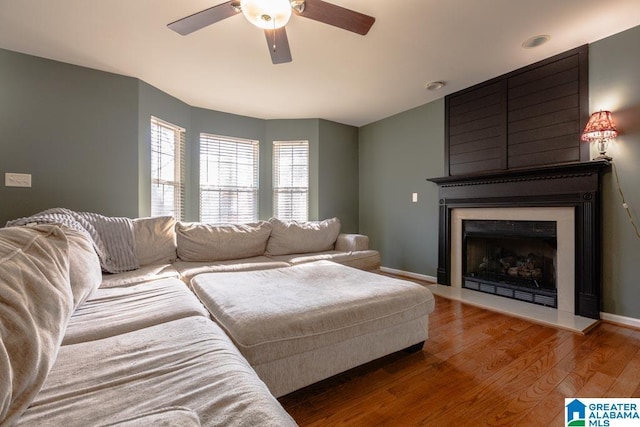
412 192 418 203
5 173 32 188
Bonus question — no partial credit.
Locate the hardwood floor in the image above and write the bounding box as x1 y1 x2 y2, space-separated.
279 295 640 426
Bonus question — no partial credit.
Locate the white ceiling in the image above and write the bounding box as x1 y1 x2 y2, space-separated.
1 0 639 127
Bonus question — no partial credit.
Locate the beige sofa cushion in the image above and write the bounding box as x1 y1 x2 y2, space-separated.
268 249 381 271
176 221 272 262
173 257 291 284
17 317 297 427
63 278 208 345
100 264 179 288
0 225 73 426
102 407 201 427
65 228 102 309
133 216 177 266
265 217 341 256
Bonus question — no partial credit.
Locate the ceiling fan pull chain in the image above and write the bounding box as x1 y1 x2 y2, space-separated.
272 20 277 52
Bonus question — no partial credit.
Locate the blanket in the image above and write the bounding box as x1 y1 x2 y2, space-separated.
6 208 139 273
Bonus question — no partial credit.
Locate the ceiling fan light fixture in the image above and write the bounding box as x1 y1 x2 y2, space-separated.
241 0 292 29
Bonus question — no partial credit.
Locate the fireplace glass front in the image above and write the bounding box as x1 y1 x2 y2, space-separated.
462 220 557 308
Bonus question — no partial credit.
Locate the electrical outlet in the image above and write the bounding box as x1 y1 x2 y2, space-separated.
412 192 418 203
5 173 32 188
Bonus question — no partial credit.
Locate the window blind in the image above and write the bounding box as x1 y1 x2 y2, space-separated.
273 141 309 221
150 116 185 221
200 134 259 223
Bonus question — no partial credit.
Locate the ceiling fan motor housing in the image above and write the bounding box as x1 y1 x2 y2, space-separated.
241 0 292 29
231 0 306 15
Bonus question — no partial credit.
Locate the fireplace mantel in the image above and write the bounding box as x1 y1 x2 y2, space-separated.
427 160 610 319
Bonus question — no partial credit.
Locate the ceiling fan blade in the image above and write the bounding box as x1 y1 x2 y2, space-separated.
264 28 292 64
295 0 375 35
168 1 240 36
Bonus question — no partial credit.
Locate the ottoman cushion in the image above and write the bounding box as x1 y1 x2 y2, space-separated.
190 260 435 366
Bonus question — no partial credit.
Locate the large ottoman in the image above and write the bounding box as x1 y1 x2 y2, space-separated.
191 260 435 397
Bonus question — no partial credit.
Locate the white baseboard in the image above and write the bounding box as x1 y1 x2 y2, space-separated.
381 267 640 331
600 312 640 330
381 267 640 330
380 267 437 283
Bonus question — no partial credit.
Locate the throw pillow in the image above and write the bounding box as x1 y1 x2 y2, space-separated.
265 217 341 256
176 221 272 262
133 216 177 266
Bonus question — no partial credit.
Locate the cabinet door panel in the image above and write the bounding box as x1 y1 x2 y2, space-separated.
444 45 588 176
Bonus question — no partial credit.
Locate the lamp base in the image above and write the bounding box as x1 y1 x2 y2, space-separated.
593 153 612 161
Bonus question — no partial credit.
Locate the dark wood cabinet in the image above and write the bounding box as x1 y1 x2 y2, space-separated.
445 45 589 175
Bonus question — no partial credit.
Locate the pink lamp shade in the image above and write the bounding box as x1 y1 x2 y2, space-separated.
581 110 618 141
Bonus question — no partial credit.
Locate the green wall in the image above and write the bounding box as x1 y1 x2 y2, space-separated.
191 107 266 221
589 25 640 318
4 23 637 318
265 119 320 222
0 49 139 224
358 25 640 319
0 48 360 230
264 118 360 232
319 120 359 233
137 81 192 218
359 100 444 275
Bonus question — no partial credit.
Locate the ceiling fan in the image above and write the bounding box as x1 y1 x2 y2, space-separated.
168 0 375 64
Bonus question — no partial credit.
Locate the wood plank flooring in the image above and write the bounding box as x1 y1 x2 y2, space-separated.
279 295 640 426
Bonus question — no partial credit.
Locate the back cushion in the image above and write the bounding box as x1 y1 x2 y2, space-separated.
265 217 341 256
0 225 73 425
65 228 101 309
176 221 272 262
133 216 177 266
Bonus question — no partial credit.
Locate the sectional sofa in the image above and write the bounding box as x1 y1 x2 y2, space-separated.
0 215 434 426
101 216 382 288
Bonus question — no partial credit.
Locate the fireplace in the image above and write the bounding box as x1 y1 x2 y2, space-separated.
462 219 557 308
450 207 575 315
428 161 609 319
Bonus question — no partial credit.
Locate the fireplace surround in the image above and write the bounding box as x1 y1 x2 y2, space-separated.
428 160 609 319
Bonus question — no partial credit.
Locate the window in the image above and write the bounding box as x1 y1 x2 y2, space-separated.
273 141 309 221
200 134 259 223
150 117 185 220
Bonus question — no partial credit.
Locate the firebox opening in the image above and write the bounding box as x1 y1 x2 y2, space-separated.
462 220 558 308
